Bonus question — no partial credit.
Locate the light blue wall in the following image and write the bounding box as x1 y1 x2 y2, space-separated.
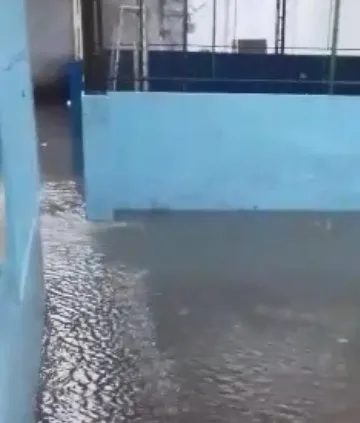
82 92 360 220
0 0 43 419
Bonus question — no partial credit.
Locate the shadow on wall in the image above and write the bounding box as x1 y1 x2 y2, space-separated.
26 0 73 101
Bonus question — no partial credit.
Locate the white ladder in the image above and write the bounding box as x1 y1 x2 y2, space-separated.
108 4 149 91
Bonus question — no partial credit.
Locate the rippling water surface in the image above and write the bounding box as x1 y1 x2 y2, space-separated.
37 107 360 423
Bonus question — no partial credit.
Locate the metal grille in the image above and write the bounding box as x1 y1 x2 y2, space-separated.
80 0 188 91
107 4 148 91
80 0 360 96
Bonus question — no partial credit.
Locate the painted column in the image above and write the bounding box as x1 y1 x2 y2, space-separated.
0 0 40 290
0 0 43 421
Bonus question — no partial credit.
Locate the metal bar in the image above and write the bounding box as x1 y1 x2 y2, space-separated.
182 0 188 52
233 0 238 46
138 0 144 89
211 0 217 78
120 5 143 11
275 0 287 54
275 0 280 54
72 0 83 59
94 0 103 52
81 0 96 90
141 5 149 91
133 42 140 91
92 0 99 52
329 0 342 94
114 75 360 86
109 6 123 90
280 0 287 54
212 0 217 53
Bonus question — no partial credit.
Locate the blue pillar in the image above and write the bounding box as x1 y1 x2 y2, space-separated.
0 0 44 419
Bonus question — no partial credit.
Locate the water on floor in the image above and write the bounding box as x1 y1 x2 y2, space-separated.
36 106 360 423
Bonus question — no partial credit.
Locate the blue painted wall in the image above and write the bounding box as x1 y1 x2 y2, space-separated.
94 50 360 95
0 0 43 419
82 92 360 220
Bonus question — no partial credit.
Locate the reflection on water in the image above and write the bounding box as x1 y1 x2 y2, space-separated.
38 182 160 422
37 181 360 423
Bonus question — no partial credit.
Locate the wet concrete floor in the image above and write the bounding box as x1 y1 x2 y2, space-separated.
36 105 360 422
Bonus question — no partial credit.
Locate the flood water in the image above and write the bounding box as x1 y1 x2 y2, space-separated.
36 106 360 423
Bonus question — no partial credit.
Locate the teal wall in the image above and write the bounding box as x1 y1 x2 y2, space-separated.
82 92 360 220
0 0 43 419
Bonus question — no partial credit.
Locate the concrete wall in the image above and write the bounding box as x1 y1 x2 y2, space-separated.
0 0 44 418
82 92 360 220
